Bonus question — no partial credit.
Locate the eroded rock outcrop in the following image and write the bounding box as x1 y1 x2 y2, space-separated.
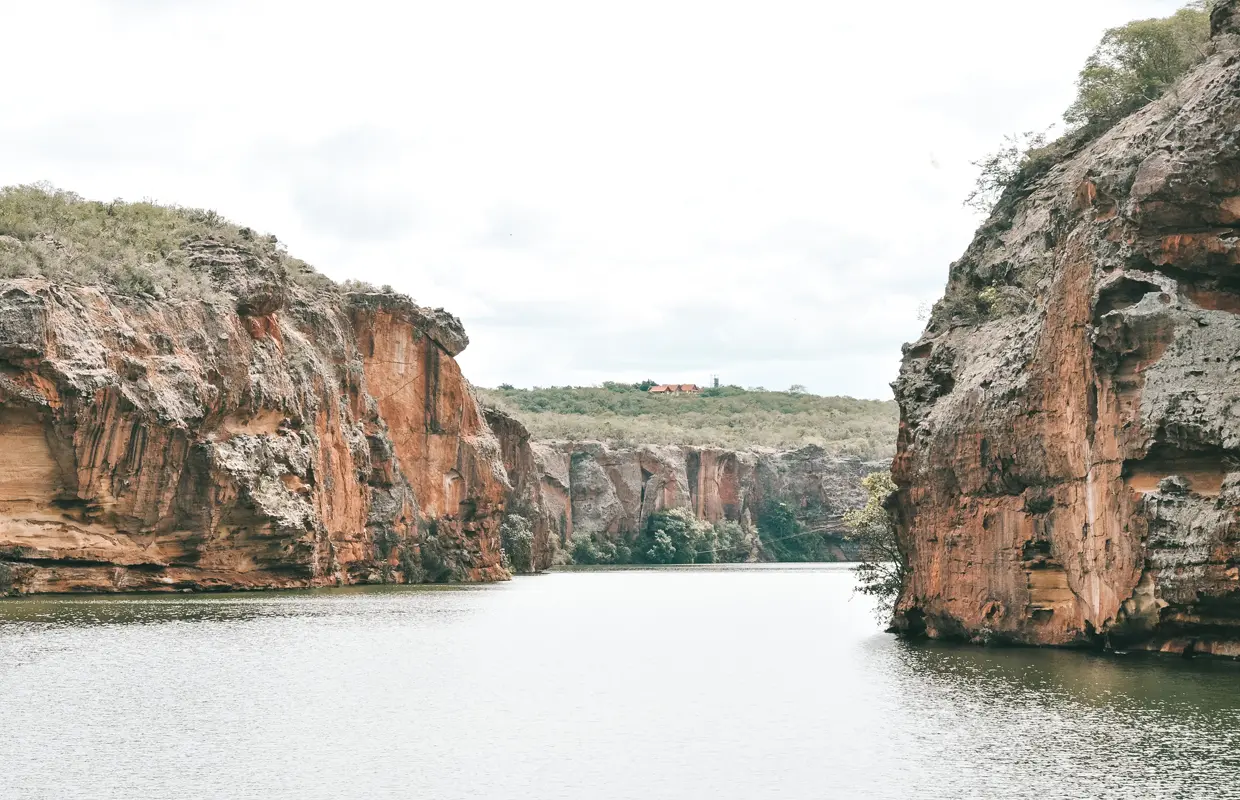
892 3 1240 655
0 247 509 594
484 407 571 572
485 410 879 569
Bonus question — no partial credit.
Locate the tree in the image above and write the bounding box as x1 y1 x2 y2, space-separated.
710 520 754 563
644 530 676 564
569 534 619 565
788 384 807 395
500 514 535 573
637 508 712 564
1065 3 1210 133
754 501 838 562
965 3 1210 215
845 471 905 623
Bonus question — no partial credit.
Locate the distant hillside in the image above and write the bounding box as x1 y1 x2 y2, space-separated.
477 383 898 459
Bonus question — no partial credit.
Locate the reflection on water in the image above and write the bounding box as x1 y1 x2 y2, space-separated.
1 564 1238 800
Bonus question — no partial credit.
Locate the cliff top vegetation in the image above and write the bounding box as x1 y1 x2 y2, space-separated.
941 2 1213 329
965 2 1211 217
477 383 897 458
0 183 351 300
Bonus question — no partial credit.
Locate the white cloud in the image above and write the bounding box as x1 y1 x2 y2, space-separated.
0 0 1189 397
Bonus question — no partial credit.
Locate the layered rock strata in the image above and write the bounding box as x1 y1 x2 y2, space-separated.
0 246 509 594
892 2 1240 655
485 408 879 571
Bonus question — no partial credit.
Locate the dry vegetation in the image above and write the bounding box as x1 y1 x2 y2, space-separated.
0 183 338 299
478 383 898 458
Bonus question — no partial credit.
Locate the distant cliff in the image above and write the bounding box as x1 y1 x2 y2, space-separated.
0 200 509 594
892 2 1240 655
485 408 882 571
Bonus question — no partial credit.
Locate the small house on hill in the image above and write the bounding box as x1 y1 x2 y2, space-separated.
648 384 701 394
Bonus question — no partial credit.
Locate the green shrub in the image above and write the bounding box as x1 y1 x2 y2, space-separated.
845 471 905 623
754 501 845 562
964 131 1050 214
500 514 535 573
0 183 338 299
630 509 716 564
644 530 677 564
711 520 754 563
569 534 620 565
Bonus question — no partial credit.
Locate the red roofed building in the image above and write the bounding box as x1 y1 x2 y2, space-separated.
648 384 701 394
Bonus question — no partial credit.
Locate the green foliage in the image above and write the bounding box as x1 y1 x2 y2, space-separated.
1065 3 1210 134
632 509 710 564
478 385 897 458
708 520 755 564
0 183 336 299
845 471 905 623
752 501 856 562
644 529 678 564
569 534 619 565
563 511 755 566
500 514 535 573
755 502 806 561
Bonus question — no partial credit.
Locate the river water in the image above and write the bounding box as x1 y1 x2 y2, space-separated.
1 564 1239 799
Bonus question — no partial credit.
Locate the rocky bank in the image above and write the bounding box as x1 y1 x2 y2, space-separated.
892 1 1240 655
486 407 879 571
0 240 509 594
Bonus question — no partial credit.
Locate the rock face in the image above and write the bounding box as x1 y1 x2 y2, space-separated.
485 409 878 570
892 4 1240 655
484 407 571 572
0 250 509 594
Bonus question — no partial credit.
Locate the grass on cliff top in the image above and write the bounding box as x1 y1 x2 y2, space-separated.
478 383 898 458
0 183 345 299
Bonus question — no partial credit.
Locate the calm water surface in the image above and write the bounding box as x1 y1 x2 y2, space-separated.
2 564 1239 799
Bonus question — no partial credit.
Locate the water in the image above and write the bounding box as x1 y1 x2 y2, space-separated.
2 564 1239 800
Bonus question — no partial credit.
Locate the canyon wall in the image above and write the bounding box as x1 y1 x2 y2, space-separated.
486 408 879 570
892 3 1240 655
0 243 509 594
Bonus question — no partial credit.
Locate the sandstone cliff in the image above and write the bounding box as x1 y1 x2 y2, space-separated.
892 2 1240 655
0 239 509 594
486 407 878 570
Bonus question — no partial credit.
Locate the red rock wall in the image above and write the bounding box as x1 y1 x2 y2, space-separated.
892 5 1240 654
0 272 510 594
481 419 878 565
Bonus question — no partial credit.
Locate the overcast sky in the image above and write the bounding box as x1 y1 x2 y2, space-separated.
1 0 1188 398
